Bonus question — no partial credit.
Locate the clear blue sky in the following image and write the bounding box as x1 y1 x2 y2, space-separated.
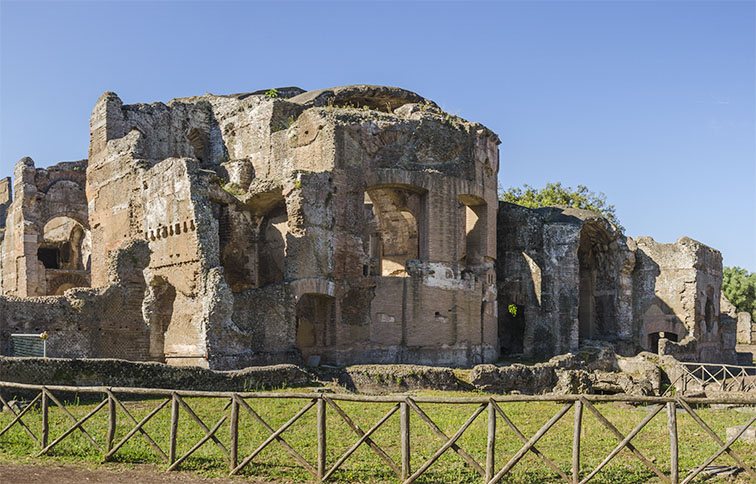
1 0 754 270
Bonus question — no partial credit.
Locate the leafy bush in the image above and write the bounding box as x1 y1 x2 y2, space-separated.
499 182 621 230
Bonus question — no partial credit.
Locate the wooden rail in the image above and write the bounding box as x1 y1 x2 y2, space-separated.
666 362 756 395
0 381 754 483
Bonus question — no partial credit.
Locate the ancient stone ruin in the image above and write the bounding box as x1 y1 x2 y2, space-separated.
0 85 742 369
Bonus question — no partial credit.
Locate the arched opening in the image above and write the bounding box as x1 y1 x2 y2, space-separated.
187 127 209 163
38 216 91 295
39 216 90 270
365 185 425 277
459 195 487 265
704 296 715 333
215 194 289 291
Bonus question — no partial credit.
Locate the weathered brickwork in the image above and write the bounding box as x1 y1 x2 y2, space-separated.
0 85 738 368
496 203 738 364
0 86 498 369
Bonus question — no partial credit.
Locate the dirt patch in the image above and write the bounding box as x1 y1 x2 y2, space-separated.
0 462 274 484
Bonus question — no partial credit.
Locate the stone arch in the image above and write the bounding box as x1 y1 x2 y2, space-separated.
39 216 90 269
36 216 91 295
642 302 687 352
39 180 88 226
365 184 426 277
37 176 86 197
47 273 90 296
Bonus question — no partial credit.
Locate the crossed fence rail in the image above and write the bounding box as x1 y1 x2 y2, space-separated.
666 363 756 394
0 380 754 484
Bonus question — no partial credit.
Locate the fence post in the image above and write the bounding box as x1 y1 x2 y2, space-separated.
667 401 678 484
401 400 411 480
230 394 239 471
41 389 48 449
317 396 326 481
572 399 583 484
486 400 496 482
169 392 179 466
106 391 116 455
739 369 745 392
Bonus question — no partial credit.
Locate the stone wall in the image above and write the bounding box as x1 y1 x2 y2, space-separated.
497 206 735 363
633 236 732 363
0 83 738 369
0 357 312 394
0 241 149 360
497 203 634 358
1 85 501 369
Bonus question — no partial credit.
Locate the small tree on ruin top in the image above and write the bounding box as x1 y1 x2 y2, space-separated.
499 182 623 230
723 266 756 320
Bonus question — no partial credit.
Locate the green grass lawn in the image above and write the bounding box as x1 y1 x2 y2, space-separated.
0 390 754 483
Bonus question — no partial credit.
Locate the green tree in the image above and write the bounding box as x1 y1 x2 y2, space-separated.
722 266 756 320
499 182 622 229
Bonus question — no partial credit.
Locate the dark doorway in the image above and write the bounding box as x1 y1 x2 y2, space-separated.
37 247 60 269
648 331 679 353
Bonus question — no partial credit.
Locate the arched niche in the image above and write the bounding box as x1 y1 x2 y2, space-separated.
364 184 426 277
37 216 91 295
38 216 91 271
257 201 288 287
458 194 488 266
703 286 716 334
215 192 289 291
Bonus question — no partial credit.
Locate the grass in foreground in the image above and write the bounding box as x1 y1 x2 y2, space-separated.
0 390 754 483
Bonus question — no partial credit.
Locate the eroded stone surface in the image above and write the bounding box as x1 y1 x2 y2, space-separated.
497 203 737 364
0 85 499 369
0 84 738 370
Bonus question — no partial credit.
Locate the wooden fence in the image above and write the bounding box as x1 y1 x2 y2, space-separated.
669 362 756 394
0 380 755 483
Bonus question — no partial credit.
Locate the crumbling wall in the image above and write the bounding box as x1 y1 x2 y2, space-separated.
497 204 634 358
292 91 500 367
2 83 737 370
496 202 546 356
0 241 150 360
0 158 89 297
200 86 500 368
633 236 732 363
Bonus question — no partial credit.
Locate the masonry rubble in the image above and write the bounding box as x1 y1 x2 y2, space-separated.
0 85 742 370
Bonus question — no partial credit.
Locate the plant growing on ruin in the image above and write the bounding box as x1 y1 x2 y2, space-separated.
499 182 623 230
508 304 518 317
265 88 278 98
222 182 243 196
